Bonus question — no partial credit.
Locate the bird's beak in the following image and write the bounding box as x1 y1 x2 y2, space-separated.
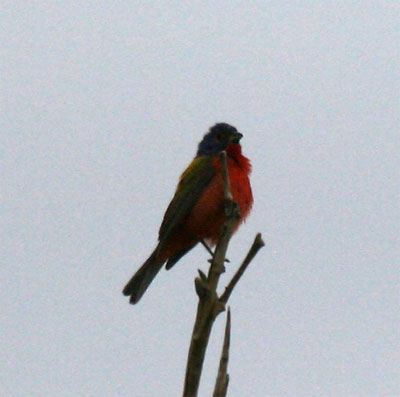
230 132 243 144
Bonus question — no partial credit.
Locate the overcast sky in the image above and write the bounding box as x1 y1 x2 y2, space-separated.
2 1 399 396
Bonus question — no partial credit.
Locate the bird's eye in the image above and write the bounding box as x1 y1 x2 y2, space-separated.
216 132 223 141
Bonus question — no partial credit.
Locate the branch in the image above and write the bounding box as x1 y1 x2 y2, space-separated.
182 151 264 397
213 308 231 397
220 149 233 202
208 151 240 283
220 233 265 304
183 151 238 397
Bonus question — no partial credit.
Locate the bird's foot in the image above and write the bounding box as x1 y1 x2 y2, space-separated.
201 239 230 263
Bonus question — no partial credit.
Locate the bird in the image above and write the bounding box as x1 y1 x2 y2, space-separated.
123 123 253 304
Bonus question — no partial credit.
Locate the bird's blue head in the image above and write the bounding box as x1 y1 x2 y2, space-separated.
197 123 243 156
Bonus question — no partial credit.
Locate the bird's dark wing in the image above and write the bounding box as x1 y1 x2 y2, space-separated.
158 155 215 243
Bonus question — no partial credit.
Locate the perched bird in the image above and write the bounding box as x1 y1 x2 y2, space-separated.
123 123 253 304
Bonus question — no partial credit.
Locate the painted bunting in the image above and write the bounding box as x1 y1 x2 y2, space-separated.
123 123 253 304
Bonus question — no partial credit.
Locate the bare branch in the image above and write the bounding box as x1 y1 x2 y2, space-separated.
220 151 233 202
207 152 241 284
220 233 265 304
183 151 237 397
213 308 231 397
183 151 264 397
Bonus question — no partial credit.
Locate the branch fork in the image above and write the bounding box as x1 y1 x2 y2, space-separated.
183 151 265 397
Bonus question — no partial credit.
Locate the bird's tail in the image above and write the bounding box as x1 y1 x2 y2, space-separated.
122 249 164 304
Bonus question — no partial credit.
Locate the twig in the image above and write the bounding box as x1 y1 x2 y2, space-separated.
220 233 265 304
213 308 231 397
220 150 233 202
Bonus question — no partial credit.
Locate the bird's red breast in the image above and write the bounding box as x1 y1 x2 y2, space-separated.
159 143 253 259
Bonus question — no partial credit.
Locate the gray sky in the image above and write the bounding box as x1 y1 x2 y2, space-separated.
2 1 399 396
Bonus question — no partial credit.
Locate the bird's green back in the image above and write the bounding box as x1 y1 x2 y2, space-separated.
158 155 215 244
